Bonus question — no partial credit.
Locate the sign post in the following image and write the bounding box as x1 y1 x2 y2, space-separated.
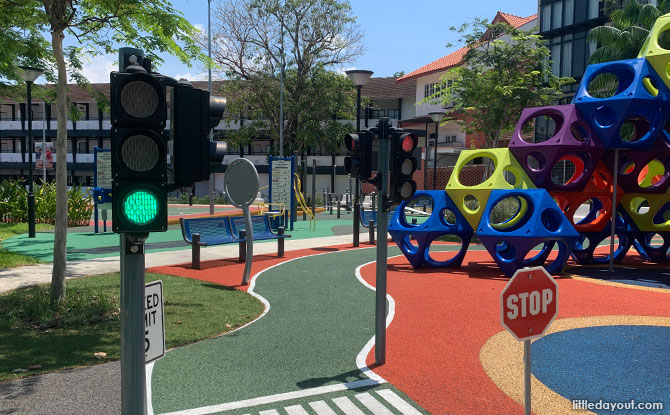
500 266 558 415
375 118 391 365
225 158 260 285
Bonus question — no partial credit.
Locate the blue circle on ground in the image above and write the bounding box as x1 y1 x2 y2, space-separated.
532 325 670 415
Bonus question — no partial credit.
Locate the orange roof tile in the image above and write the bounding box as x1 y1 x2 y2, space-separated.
396 11 537 84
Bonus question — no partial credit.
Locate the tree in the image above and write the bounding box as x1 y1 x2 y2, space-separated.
589 0 670 64
210 0 363 155
5 0 203 305
429 20 572 149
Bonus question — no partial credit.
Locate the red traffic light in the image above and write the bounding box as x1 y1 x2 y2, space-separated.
400 133 418 153
345 133 360 152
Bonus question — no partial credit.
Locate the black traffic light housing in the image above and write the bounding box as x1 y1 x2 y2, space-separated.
344 130 373 182
110 59 168 233
389 130 418 203
169 80 227 187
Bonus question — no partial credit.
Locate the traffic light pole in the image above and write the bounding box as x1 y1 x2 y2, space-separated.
375 118 390 365
120 232 149 415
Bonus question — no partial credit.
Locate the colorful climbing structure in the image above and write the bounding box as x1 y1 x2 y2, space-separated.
389 14 670 276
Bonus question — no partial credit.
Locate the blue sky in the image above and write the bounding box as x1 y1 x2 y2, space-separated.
78 0 538 83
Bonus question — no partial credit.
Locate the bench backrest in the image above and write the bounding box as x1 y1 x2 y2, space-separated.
360 210 377 228
180 217 235 243
229 215 275 238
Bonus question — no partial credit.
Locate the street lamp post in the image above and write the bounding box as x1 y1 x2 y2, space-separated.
345 69 373 248
429 112 443 191
20 66 44 238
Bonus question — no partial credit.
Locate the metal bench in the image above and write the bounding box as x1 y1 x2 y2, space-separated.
360 209 397 245
180 217 245 269
229 215 290 257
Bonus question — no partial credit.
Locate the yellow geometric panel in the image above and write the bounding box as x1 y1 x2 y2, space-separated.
445 149 536 230
638 13 670 88
620 193 670 232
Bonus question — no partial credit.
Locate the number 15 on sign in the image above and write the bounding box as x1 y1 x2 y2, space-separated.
145 280 165 364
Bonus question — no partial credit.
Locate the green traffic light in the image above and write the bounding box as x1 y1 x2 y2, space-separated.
123 189 159 225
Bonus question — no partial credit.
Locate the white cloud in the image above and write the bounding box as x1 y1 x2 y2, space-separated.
173 72 210 81
193 23 205 33
78 54 117 83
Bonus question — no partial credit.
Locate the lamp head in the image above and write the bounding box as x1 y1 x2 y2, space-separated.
429 112 444 123
19 66 44 83
345 69 374 87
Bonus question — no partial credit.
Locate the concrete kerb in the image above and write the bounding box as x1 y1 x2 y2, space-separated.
0 232 373 294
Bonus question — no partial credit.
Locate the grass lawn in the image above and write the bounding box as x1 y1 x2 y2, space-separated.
0 272 264 382
0 222 52 268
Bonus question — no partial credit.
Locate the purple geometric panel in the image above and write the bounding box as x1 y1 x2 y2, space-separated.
602 139 670 194
509 104 605 191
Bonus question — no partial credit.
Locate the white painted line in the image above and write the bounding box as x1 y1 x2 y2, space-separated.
285 405 310 415
332 397 366 415
309 400 338 415
146 361 156 415
259 410 280 415
158 379 380 415
355 392 393 415
376 389 423 415
354 258 397 384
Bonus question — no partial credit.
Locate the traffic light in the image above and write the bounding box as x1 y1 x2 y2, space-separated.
390 131 418 203
169 80 227 187
110 57 168 233
344 130 373 181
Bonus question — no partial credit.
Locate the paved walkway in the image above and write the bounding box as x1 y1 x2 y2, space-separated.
0 232 370 293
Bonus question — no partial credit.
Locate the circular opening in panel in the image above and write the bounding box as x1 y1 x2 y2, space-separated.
400 235 419 254
550 157 578 186
490 195 532 232
503 167 517 186
570 122 589 143
541 208 563 232
593 235 621 261
645 233 665 249
619 116 651 143
637 159 667 189
630 197 650 215
520 113 561 143
576 235 591 251
573 198 604 226
593 106 617 128
457 156 495 186
441 208 457 226
587 72 620 98
619 155 635 175
403 195 432 226
527 152 546 172
426 236 463 264
463 194 480 213
591 170 609 190
658 29 670 50
642 75 660 97
652 202 670 226
523 242 551 265
495 240 516 262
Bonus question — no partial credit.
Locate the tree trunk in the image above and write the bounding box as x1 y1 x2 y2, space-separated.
50 29 68 306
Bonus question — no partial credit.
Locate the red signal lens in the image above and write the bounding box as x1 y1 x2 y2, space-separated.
345 134 360 152
401 134 417 153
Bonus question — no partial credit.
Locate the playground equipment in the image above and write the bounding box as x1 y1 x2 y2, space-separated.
390 15 670 275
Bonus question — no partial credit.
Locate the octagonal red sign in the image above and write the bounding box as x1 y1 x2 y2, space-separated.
501 266 558 341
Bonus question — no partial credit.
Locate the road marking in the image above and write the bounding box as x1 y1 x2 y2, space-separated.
332 397 366 415
259 410 280 415
376 390 423 415
284 405 309 415
309 400 338 415
158 379 380 415
355 392 393 414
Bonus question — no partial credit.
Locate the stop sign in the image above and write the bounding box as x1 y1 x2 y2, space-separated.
501 266 558 341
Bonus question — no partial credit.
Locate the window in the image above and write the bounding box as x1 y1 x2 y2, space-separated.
588 0 600 19
561 34 573 77
551 1 562 29
369 109 384 118
564 0 574 26
444 135 457 143
423 81 449 99
78 140 88 154
388 109 400 119
541 4 551 31
551 42 561 76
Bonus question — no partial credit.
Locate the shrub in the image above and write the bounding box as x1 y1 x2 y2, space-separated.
0 180 93 227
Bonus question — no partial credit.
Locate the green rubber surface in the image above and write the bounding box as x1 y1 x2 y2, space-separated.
150 247 428 414
1 216 363 263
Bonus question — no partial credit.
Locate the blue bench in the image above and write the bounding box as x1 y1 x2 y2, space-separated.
230 215 290 255
359 209 394 245
180 217 245 269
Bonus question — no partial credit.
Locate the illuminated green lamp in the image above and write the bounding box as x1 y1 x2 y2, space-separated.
123 190 159 224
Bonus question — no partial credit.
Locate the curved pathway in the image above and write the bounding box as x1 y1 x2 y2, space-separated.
149 247 429 415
